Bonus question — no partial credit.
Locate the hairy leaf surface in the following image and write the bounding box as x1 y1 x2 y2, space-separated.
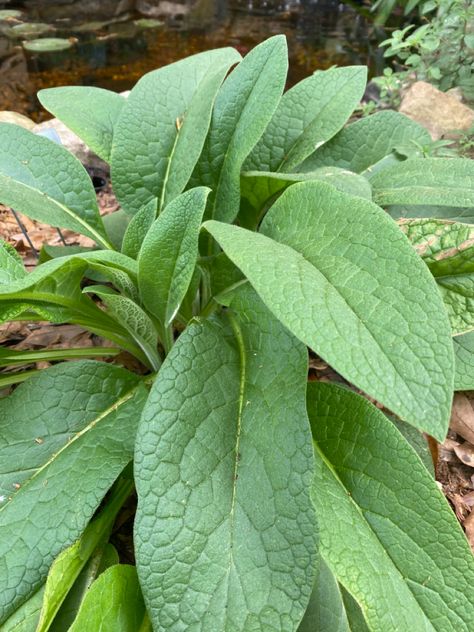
138 187 209 327
370 158 474 207
0 361 147 622
400 218 474 334
111 48 240 214
0 124 109 247
135 287 316 630
121 199 157 259
38 86 126 161
205 181 454 437
308 381 474 632
454 332 474 390
245 66 367 172
298 110 430 174
0 240 27 284
192 35 288 223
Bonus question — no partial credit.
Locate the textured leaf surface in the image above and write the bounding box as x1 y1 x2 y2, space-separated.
111 48 240 214
138 187 209 327
205 181 454 437
0 240 26 284
69 566 146 632
400 218 474 334
83 285 160 369
370 158 474 207
298 110 430 174
121 199 157 259
454 332 474 390
135 287 317 630
240 167 372 222
0 124 109 247
388 204 474 223
0 361 147 622
245 66 367 172
298 557 351 632
0 588 44 632
308 381 474 632
38 86 126 161
192 35 288 223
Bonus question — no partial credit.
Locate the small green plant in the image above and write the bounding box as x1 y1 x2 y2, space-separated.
1 36 474 631
376 0 474 102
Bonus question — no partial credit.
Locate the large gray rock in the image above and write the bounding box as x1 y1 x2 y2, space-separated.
32 118 107 171
137 0 190 18
400 81 474 140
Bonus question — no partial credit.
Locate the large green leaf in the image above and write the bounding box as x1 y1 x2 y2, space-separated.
454 332 474 390
204 181 454 438
308 381 474 632
192 35 288 224
400 218 474 334
240 168 372 228
111 48 240 215
387 204 474 224
0 588 44 632
245 66 367 173
38 86 126 162
0 124 110 248
370 158 474 208
138 187 209 330
68 566 146 632
297 110 430 174
0 361 147 622
134 287 317 630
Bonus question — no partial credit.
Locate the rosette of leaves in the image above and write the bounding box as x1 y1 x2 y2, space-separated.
1 35 474 631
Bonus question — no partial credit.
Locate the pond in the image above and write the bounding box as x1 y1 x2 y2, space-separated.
0 0 384 121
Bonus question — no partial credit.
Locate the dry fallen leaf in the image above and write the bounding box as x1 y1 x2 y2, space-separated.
454 442 474 468
450 392 474 444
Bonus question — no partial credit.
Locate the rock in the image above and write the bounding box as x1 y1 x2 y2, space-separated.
0 110 35 130
137 0 190 18
400 81 474 140
446 87 465 103
25 0 134 21
32 118 107 171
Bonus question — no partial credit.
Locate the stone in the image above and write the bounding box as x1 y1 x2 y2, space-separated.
400 81 474 140
32 118 107 171
0 110 35 130
137 0 190 18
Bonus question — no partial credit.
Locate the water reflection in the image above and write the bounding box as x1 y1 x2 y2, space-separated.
0 0 381 120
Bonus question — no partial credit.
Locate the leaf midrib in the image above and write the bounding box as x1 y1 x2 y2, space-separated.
0 383 140 515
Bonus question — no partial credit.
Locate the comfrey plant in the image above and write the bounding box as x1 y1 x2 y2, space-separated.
1 35 474 631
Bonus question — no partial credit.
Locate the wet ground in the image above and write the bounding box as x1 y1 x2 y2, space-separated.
0 0 384 121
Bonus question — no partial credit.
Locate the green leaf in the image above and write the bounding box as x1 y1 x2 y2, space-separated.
121 199 157 259
0 588 44 632
103 209 129 250
298 557 352 632
0 240 26 284
192 35 288 224
68 565 145 632
111 48 240 215
36 483 130 632
240 168 372 228
370 158 474 208
454 332 474 391
138 187 210 328
38 87 126 162
134 286 317 630
0 360 147 623
0 124 110 248
308 381 474 632
297 110 431 174
204 181 454 438
83 285 161 370
48 543 119 632
400 218 474 334
245 66 367 172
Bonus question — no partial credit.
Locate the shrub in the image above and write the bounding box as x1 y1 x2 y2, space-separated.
1 35 474 631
